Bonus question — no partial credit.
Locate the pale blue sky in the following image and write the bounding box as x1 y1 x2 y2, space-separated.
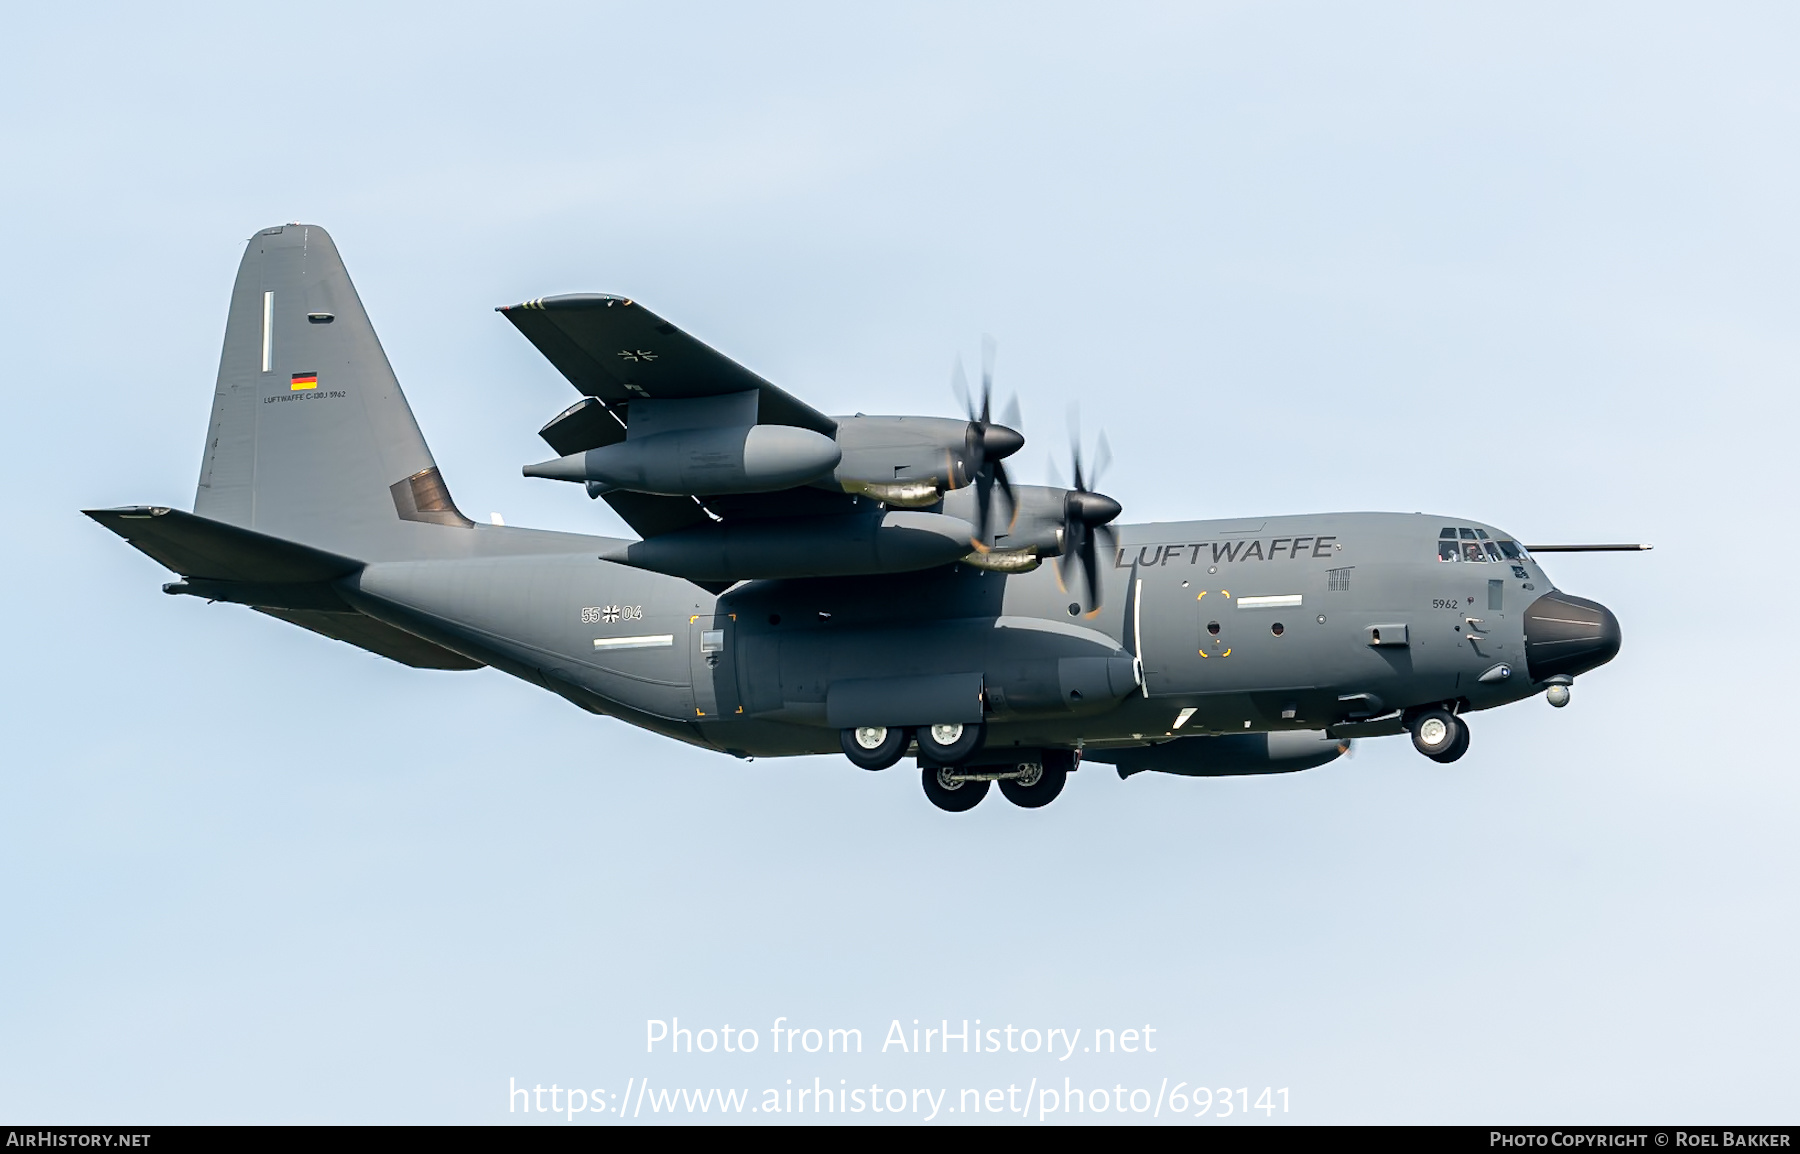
2 1 1795 1123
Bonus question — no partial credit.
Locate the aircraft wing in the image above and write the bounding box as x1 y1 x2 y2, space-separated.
596 486 864 545
502 294 858 544
498 294 837 437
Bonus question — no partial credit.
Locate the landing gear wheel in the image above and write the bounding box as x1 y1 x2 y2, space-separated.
840 725 908 770
916 721 984 764
921 766 990 812
1427 720 1471 763
998 759 1068 808
1408 708 1462 758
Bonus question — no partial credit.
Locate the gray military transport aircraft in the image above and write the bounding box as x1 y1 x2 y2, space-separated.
89 225 1642 811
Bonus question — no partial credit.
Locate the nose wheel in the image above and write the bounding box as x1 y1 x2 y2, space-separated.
1409 708 1470 763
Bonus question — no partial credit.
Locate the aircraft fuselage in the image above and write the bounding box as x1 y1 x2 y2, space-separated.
342 509 1618 764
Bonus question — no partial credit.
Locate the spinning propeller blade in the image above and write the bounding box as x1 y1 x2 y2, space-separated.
1055 408 1123 612
953 337 1023 543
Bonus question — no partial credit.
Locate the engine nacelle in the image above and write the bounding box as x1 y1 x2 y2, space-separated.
524 424 841 496
1098 730 1350 778
828 415 989 506
941 483 1071 554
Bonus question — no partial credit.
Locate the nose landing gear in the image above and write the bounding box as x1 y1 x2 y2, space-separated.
1408 707 1470 763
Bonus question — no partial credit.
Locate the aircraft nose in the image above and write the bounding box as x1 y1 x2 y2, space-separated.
1523 591 1622 681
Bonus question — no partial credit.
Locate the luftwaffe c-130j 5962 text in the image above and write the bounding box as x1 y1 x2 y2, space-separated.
90 225 1645 811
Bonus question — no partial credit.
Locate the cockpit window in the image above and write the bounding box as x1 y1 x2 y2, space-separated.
1439 526 1516 562
1441 528 1532 564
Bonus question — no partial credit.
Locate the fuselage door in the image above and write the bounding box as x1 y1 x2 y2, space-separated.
1429 526 1516 680
1135 565 1196 697
690 614 741 720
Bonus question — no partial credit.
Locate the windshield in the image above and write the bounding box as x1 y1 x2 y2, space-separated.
1438 526 1530 563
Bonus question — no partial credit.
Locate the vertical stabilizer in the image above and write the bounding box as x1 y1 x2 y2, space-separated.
195 224 468 556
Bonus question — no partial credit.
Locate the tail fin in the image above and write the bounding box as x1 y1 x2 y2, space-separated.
195 223 470 557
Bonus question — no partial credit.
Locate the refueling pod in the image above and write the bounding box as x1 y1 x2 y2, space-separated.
524 423 841 497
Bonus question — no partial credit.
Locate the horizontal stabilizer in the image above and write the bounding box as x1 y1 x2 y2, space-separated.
87 506 484 671
84 506 359 582
253 608 483 670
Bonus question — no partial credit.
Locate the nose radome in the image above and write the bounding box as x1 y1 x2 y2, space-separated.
1523 592 1622 681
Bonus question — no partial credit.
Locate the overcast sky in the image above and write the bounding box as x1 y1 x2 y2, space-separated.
2 1 1796 1124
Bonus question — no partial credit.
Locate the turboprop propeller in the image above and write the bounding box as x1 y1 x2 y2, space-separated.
951 336 1024 542
1049 413 1123 612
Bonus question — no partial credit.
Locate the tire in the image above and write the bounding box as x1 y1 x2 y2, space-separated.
998 759 1068 808
840 725 909 770
921 766 990 812
1427 720 1471 763
1408 708 1462 758
916 721 984 764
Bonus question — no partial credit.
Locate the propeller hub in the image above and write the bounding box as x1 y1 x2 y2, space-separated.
1067 490 1121 526
977 423 1024 461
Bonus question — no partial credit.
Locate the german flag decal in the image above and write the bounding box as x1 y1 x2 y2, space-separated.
290 372 318 391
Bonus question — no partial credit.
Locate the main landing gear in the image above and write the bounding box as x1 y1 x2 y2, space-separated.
1408 707 1470 763
838 724 1077 811
920 749 1075 813
839 722 986 770
998 750 1073 808
840 725 909 770
917 722 983 763
921 765 990 812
